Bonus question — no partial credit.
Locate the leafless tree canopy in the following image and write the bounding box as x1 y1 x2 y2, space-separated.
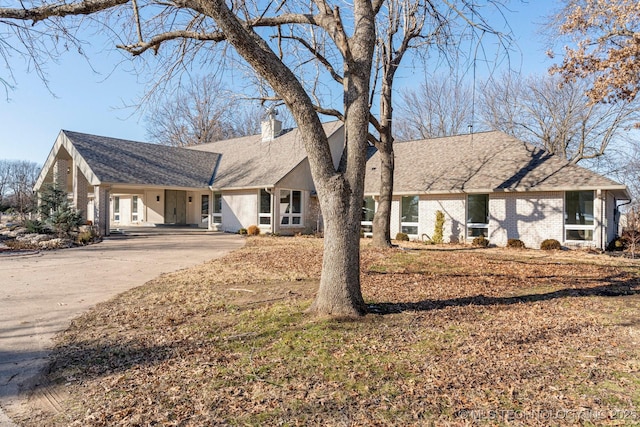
395 75 475 141
478 73 640 164
0 159 40 215
145 76 262 147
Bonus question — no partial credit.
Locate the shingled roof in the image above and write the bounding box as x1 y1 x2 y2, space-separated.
56 130 221 188
189 121 343 189
364 131 629 198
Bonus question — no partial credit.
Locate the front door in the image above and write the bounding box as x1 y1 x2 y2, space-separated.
164 190 187 224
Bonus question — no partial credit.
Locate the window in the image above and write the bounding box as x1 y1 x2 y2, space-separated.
201 194 210 226
132 195 139 222
565 191 594 241
212 193 222 225
467 194 489 238
259 189 271 225
401 195 419 235
280 189 303 226
113 196 120 222
361 196 375 234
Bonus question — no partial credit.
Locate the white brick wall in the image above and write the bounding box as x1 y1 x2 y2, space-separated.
420 194 466 242
385 191 614 248
488 192 564 248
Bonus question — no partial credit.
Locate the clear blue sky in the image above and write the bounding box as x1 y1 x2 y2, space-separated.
0 1 557 165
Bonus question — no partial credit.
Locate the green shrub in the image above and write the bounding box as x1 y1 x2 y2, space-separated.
540 239 561 250
38 183 84 237
472 236 489 247
433 211 445 244
238 228 248 235
395 232 409 241
24 219 48 234
247 225 260 236
507 238 526 249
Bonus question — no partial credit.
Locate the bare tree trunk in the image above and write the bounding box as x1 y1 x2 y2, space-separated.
310 181 367 316
203 0 373 316
372 135 394 247
371 61 395 248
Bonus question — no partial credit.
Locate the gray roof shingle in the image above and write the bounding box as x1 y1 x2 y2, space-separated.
364 131 628 196
189 121 343 189
63 130 220 188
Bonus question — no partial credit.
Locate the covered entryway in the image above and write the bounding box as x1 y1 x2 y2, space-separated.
164 190 187 224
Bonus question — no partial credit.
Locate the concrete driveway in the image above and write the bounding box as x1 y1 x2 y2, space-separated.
0 229 244 426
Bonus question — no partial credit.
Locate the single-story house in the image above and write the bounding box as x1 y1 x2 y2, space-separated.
34 117 343 236
363 131 630 249
34 118 630 249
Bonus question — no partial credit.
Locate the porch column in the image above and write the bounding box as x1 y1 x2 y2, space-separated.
594 189 604 250
73 165 89 222
272 187 279 235
52 159 68 190
93 185 110 236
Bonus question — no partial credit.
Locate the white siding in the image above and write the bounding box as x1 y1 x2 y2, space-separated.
145 190 164 224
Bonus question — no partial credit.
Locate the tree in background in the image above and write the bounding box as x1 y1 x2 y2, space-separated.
479 73 640 164
549 0 640 103
0 160 40 217
395 74 475 141
146 76 262 146
365 3 510 248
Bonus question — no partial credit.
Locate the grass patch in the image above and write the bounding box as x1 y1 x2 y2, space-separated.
19 238 640 426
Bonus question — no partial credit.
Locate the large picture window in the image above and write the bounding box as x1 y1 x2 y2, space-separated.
212 193 222 225
565 191 594 241
361 196 375 235
259 189 272 225
401 195 419 235
280 189 303 226
467 194 489 238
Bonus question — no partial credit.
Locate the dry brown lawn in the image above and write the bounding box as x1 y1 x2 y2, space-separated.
18 237 640 426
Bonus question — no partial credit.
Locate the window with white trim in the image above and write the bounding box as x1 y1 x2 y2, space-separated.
401 195 419 235
467 194 488 238
280 189 303 226
132 195 139 222
259 189 271 225
201 194 210 226
565 191 594 241
361 196 375 235
212 193 222 225
113 196 120 222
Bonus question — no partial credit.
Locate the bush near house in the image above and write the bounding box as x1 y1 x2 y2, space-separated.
472 236 489 247
507 238 526 249
247 225 260 236
395 232 409 241
541 239 562 250
432 210 445 244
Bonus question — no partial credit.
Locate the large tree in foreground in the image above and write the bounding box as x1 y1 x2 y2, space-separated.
0 0 377 316
550 0 640 103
